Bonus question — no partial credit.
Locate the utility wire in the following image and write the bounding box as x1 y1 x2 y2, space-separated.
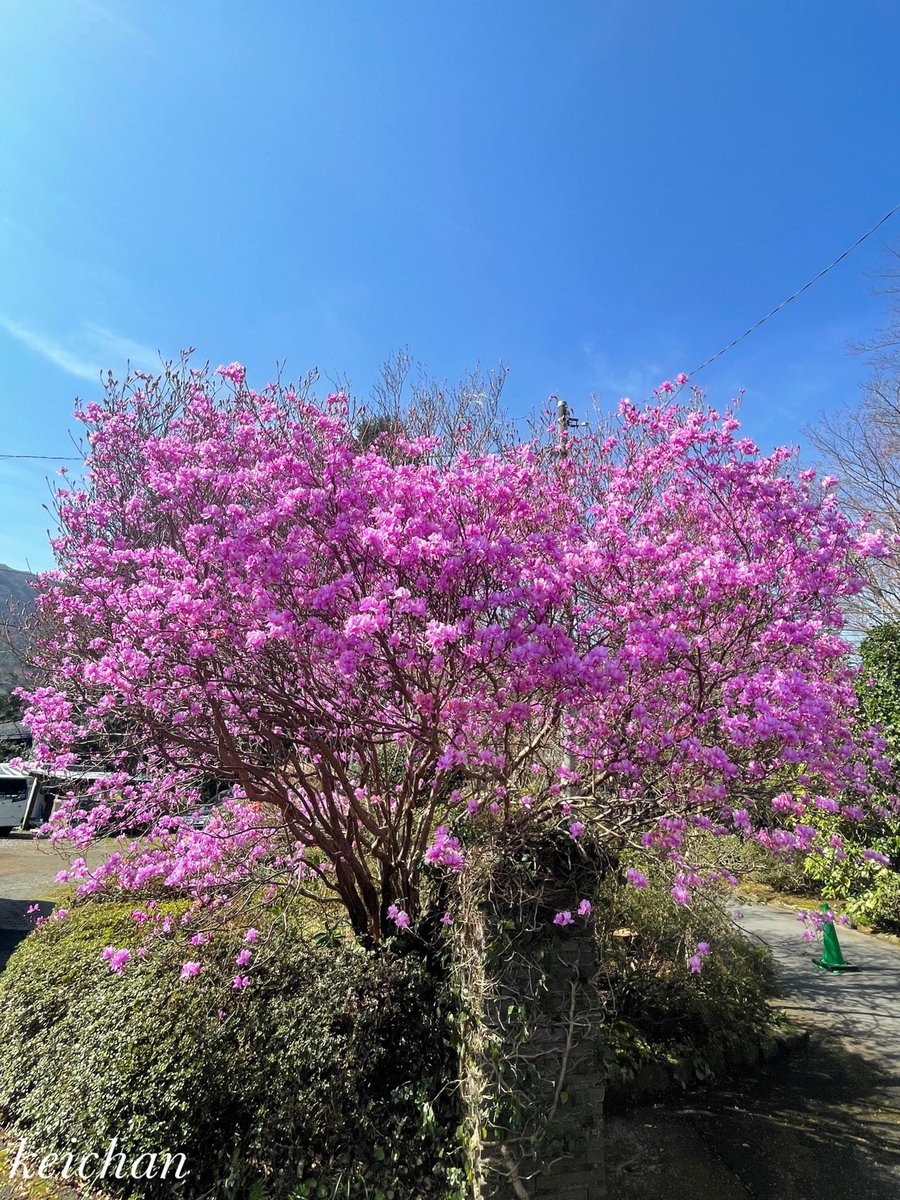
688 200 900 378
5 204 900 453
0 454 82 461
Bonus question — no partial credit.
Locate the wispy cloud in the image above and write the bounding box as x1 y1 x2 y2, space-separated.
0 315 160 381
0 316 100 381
70 0 143 42
582 343 668 402
83 323 160 370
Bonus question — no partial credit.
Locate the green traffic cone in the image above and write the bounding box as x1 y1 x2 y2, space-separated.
813 903 858 973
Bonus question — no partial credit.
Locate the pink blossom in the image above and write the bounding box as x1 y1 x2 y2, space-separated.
101 946 130 974
577 898 592 917
232 975 251 989
424 826 466 873
235 947 251 966
180 960 202 980
387 904 411 930
215 362 246 385
863 849 890 867
22 360 890 943
553 910 574 926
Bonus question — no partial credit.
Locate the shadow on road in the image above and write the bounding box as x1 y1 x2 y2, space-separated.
608 1034 900 1200
0 900 52 972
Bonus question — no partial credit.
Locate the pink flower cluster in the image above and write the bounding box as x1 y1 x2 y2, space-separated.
688 940 711 974
23 361 892 939
424 826 465 872
101 946 130 974
796 907 852 941
553 899 592 926
387 904 411 929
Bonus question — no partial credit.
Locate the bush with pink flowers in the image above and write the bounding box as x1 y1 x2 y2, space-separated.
20 360 894 944
0 900 462 1198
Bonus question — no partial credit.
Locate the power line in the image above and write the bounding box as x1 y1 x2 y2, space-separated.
6 204 900 455
688 200 900 378
0 454 82 462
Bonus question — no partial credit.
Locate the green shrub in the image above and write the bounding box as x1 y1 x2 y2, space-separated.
595 873 777 1091
859 622 900 766
739 840 818 896
808 621 900 931
0 865 783 1196
842 869 900 930
0 902 462 1200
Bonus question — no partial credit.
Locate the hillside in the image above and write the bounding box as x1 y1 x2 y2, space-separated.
0 564 36 691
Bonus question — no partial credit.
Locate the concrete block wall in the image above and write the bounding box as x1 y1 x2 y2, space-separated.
457 844 608 1200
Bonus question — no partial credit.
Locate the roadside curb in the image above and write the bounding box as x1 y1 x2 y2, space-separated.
605 1019 810 1110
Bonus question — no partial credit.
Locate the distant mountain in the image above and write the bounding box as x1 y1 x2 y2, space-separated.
0 564 36 691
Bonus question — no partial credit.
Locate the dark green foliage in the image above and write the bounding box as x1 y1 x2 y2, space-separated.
0 690 23 722
0 903 462 1199
596 873 777 1093
859 622 900 767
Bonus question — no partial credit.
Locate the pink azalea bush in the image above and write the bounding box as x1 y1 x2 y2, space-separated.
22 361 894 939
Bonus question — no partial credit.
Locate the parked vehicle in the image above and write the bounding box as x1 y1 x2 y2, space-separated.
0 764 119 835
0 765 32 836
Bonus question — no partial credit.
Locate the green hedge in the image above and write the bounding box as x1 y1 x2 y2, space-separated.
595 872 777 1092
0 903 462 1199
0 866 783 1197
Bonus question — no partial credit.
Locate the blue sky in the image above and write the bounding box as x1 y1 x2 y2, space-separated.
2 0 899 572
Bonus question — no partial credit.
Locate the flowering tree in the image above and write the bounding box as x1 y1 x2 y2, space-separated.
23 362 892 939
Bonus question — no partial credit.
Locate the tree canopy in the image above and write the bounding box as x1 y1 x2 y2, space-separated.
23 362 892 938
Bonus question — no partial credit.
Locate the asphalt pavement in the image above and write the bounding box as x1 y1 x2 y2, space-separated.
607 900 900 1200
736 901 900 1080
0 833 99 968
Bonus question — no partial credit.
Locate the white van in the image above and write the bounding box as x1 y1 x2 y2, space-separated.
0 764 31 836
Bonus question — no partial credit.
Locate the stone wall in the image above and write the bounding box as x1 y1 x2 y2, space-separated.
455 835 608 1200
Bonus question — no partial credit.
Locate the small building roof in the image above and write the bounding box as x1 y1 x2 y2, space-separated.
0 762 117 782
0 722 31 742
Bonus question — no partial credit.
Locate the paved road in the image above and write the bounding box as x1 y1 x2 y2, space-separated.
607 900 900 1200
736 902 900 1081
0 833 107 968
